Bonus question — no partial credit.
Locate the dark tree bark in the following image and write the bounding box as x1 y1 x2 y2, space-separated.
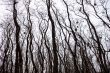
13 0 23 73
46 0 58 73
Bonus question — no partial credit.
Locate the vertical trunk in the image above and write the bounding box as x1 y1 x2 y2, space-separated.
46 0 58 73
13 0 23 73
